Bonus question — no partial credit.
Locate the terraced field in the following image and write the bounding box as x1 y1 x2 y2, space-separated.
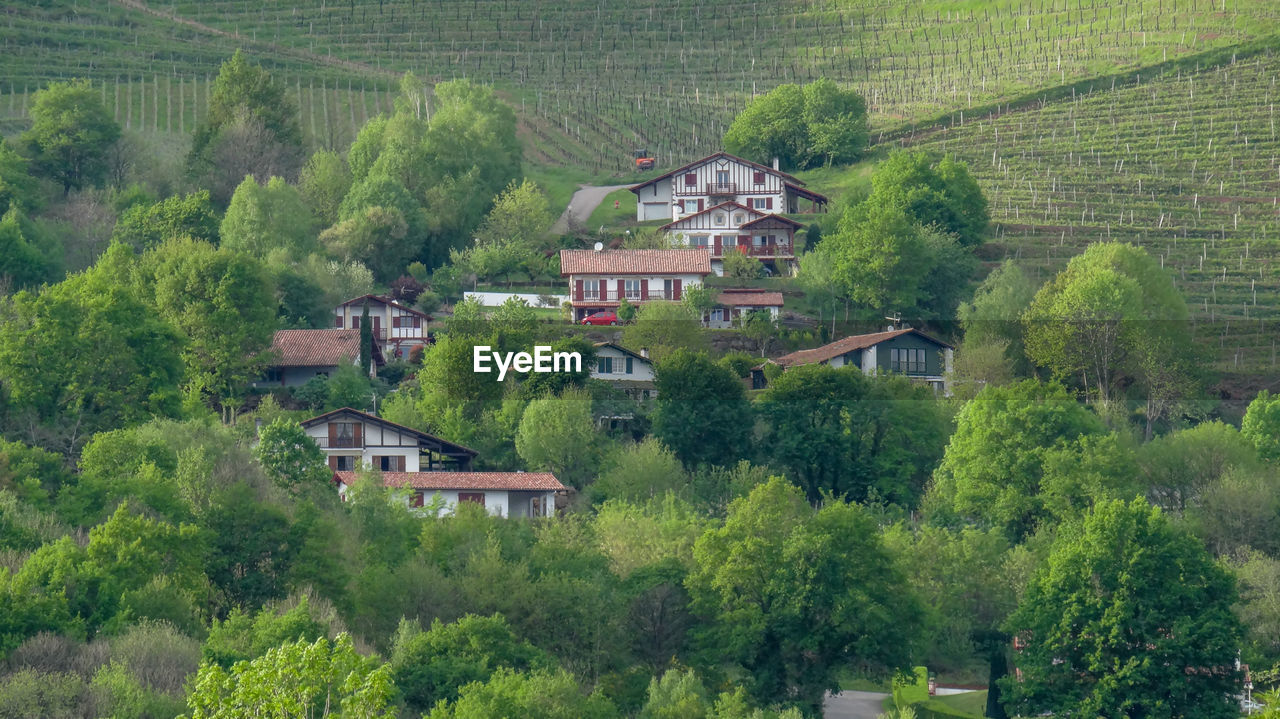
903 51 1280 378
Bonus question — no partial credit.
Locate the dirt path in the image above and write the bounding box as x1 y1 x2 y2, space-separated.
552 184 632 234
823 691 889 719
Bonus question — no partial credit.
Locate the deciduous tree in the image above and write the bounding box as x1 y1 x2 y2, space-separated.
20 79 120 195
653 350 750 469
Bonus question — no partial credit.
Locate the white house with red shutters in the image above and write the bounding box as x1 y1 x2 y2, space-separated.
560 248 711 322
331 471 565 518
629 151 828 223
703 289 785 328
660 202 804 276
301 407 477 473
333 295 431 361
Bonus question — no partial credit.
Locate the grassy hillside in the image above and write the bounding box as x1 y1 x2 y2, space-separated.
900 48 1280 383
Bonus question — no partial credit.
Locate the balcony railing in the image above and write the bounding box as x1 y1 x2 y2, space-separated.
316 437 363 449
710 244 793 259
574 289 680 302
706 182 738 195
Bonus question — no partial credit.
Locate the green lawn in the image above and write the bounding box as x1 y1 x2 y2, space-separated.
586 188 638 230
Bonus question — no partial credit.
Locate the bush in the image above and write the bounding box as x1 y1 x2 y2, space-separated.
722 249 762 279
717 351 760 378
293 376 329 410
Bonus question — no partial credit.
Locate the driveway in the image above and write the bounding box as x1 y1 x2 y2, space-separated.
552 184 631 234
824 691 888 719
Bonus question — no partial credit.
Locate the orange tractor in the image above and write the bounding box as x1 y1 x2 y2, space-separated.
633 148 655 171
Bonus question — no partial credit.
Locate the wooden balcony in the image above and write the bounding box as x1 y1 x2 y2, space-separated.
706 182 738 196
711 244 793 259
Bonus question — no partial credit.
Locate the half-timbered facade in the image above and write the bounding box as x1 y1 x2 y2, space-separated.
661 202 803 275
629 151 828 223
301 407 476 473
560 248 711 322
333 295 431 361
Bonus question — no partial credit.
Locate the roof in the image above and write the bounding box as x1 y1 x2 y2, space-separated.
628 151 806 192
593 342 653 363
659 201 762 231
332 471 566 492
716 289 784 307
338 294 431 320
302 407 478 457
559 249 712 276
784 182 830 204
268 329 384 368
772 328 955 367
740 214 804 230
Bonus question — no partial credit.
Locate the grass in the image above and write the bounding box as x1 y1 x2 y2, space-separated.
928 691 989 716
586 189 638 229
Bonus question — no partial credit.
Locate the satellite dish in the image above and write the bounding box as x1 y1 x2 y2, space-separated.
593 241 604 252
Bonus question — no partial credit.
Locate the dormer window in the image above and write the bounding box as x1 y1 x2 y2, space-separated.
714 213 726 226
733 213 745 224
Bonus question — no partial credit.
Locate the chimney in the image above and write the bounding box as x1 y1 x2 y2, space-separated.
640 347 649 358
772 157 779 171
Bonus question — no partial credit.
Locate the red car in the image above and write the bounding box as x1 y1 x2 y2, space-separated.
581 310 619 326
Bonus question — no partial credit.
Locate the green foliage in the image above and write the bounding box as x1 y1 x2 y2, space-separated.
688 477 922 715
616 297 636 323
390 613 548 715
424 667 618 719
0 207 58 289
254 418 330 492
639 668 712 719
324 204 414 284
203 596 335 668
299 150 352 226
475 178 553 248
592 438 688 505
0 140 39 214
862 151 988 248
721 249 762 279
593 494 709 578
183 633 394 719
20 79 121 195
190 50 303 176
716 351 759 379
653 349 751 469
1243 390 1280 462
723 79 868 170
0 245 183 455
1138 420 1260 512
220 175 317 258
622 301 706 363
111 190 220 251
515 388 605 489
1231 551 1280 666
1001 499 1242 719
1190 466 1280 558
955 261 1037 388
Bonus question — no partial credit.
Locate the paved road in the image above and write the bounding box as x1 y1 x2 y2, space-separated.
824 691 889 719
552 184 631 234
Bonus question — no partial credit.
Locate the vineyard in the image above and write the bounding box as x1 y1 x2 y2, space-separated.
901 51 1280 379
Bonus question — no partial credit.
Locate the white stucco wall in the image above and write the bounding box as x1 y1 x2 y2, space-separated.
305 420 422 471
590 346 655 381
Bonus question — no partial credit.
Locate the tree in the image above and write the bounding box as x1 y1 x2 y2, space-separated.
220 175 317 258
956 261 1037 386
721 248 762 279
254 418 329 492
0 140 39 214
390 614 548 715
474 178 553 249
926 379 1112 540
1138 420 1261 512
592 438 689 504
515 388 604 489
424 668 617 719
0 244 183 455
1243 390 1280 462
622 301 706 362
819 200 929 314
359 301 373 376
20 79 120 195
1001 499 1242 719
321 205 412 283
688 477 922 715
0 208 58 289
653 350 752 469
111 190 220 251
182 634 395 719
860 151 988 248
722 79 868 170
616 297 637 323
298 150 351 226
639 669 712 719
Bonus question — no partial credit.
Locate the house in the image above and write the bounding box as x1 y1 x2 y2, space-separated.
591 342 656 400
629 151 829 223
704 289 785 329
752 328 955 394
333 295 431 360
659 202 804 276
331 471 565 518
560 248 711 322
256 329 384 387
300 407 476 473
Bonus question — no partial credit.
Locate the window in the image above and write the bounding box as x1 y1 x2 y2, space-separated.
263 367 282 383
333 315 343 328
625 357 633 374
624 279 642 299
458 492 485 507
751 197 774 210
351 316 360 329
690 235 709 248
713 213 726 226
890 348 928 374
733 212 745 224
376 455 406 472
333 422 356 447
716 170 730 184
753 171 765 184
334 456 356 471
597 357 613 374
684 173 697 186
584 282 600 300
411 491 425 508
709 309 726 323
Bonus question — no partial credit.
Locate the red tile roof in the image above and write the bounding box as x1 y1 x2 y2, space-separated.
269 329 364 367
717 289 784 307
773 328 954 367
559 249 712 276
338 294 432 319
627 151 806 190
332 471 565 492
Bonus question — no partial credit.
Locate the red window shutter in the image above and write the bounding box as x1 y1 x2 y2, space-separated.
673 279 682 300
411 491 425 508
616 279 625 299
396 456 406 472
575 280 584 300
598 279 607 299
333 315 343 328
353 423 363 447
640 283 649 300
392 316 401 328
766 197 773 210
328 423 337 445
713 236 721 255
684 173 697 186
351 316 360 329
697 199 704 212
328 456 338 470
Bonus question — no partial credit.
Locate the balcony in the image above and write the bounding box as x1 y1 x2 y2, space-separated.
316 437 363 449
705 182 738 196
710 244 793 259
573 288 680 302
